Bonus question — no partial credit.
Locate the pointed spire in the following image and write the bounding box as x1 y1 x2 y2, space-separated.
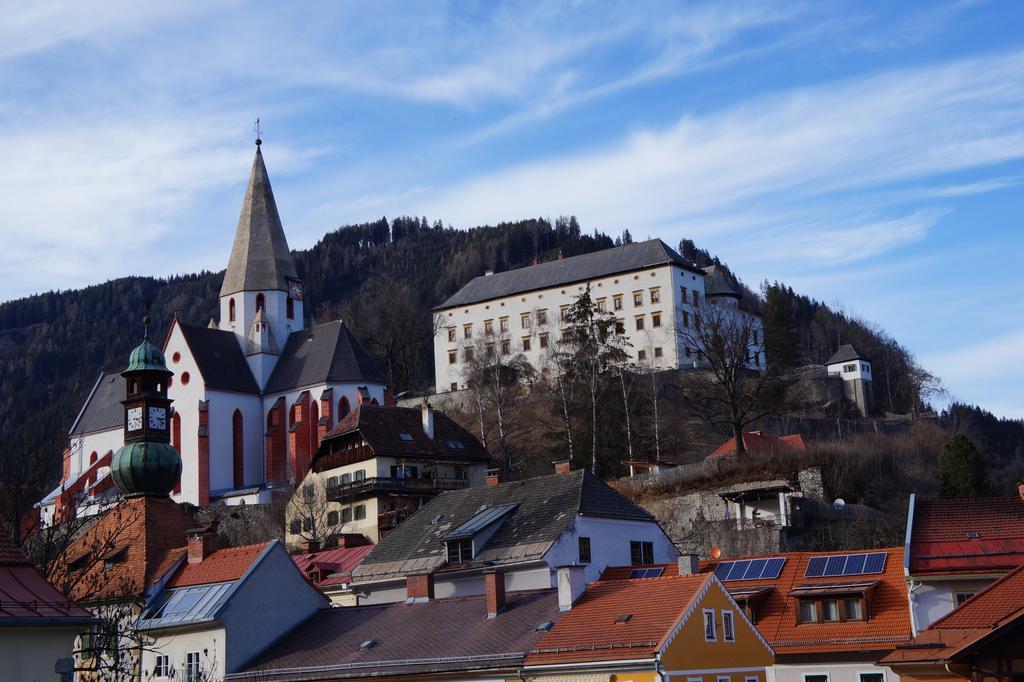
220 142 298 297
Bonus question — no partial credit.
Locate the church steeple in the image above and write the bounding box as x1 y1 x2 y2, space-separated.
219 141 299 297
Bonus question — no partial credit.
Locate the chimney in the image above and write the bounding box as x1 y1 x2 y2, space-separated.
301 539 321 553
421 402 435 440
556 250 564 260
677 553 700 576
531 257 539 266
1017 480 1024 502
484 267 494 277
406 572 434 603
553 459 573 475
557 565 586 611
187 525 219 564
484 567 506 618
485 469 502 487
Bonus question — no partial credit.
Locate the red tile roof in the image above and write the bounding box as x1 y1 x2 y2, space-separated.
55 496 194 603
292 544 373 586
909 497 1024 575
707 432 806 459
0 534 96 624
882 564 1024 664
166 542 270 588
602 548 911 657
526 574 712 665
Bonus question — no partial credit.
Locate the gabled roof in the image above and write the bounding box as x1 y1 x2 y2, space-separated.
605 548 911 656
220 145 298 296
70 372 124 436
707 432 807 459
265 320 385 394
165 542 271 588
826 344 866 365
55 496 194 603
436 239 700 310
232 589 563 681
882 564 1024 664
908 496 1024 575
177 321 260 393
316 404 489 464
292 544 374 587
354 470 656 580
526 574 715 665
0 534 97 625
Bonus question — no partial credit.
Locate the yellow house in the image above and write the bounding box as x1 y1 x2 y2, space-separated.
525 571 774 682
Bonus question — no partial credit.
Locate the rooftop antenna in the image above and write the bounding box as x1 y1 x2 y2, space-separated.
254 117 262 146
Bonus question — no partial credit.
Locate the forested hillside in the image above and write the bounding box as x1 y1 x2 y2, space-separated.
1 216 1018 497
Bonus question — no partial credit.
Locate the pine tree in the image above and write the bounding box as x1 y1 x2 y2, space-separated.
938 434 990 498
762 283 802 368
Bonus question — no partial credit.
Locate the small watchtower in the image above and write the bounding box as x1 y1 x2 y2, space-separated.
826 344 873 417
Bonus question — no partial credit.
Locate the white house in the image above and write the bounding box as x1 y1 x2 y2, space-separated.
40 140 388 523
349 465 680 605
826 344 873 416
136 529 328 681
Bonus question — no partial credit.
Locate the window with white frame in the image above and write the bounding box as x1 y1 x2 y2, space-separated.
722 609 735 641
804 674 829 682
718 676 730 682
703 608 716 641
745 676 760 682
859 673 884 682
153 654 170 678
185 651 201 682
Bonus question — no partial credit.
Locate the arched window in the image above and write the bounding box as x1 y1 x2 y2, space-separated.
232 409 244 488
256 293 265 312
89 451 98 465
338 396 350 419
229 298 236 322
172 412 182 495
309 401 320 454
286 297 295 319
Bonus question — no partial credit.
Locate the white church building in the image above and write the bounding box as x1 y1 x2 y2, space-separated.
40 140 388 523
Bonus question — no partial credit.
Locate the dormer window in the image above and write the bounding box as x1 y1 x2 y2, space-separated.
446 538 473 563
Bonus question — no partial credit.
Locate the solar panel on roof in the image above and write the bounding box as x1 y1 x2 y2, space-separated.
823 555 847 576
715 562 734 579
628 567 665 579
742 558 768 580
805 556 827 577
441 503 518 539
716 557 787 581
762 557 786 579
843 554 866 575
863 552 887 574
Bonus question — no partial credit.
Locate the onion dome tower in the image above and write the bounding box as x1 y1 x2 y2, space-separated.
111 313 183 498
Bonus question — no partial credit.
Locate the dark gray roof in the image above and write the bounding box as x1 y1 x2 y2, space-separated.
220 146 298 296
702 264 742 298
826 344 867 366
178 323 260 393
70 372 124 436
265 320 385 394
436 239 699 309
233 590 562 681
353 469 655 580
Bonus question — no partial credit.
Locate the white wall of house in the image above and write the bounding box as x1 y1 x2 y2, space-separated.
768 661 894 682
143 625 226 682
433 263 707 393
68 427 123 481
545 515 679 584
219 289 304 363
909 575 998 633
206 389 264 492
827 360 872 381
166 323 208 504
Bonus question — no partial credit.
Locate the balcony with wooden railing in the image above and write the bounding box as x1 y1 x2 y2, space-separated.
325 476 470 502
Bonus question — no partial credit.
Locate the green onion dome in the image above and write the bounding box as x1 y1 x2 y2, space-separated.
111 442 182 498
125 337 171 373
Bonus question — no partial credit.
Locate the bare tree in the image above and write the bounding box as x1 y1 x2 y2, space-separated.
557 286 630 473
676 299 784 456
462 335 536 476
617 364 638 461
545 349 577 464
285 472 337 550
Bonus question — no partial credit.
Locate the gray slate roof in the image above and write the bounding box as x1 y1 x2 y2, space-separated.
178 323 260 393
436 239 699 309
353 469 655 580
220 146 298 296
233 590 562 681
826 344 866 366
70 372 124 436
265 320 385 394
702 264 742 298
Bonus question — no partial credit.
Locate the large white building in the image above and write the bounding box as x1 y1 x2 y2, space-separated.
432 240 762 393
40 140 388 522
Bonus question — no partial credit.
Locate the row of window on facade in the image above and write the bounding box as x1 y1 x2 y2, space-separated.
226 292 295 322
842 362 871 373
152 651 202 682
291 503 368 534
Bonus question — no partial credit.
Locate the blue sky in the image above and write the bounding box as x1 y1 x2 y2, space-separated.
1 1 1023 417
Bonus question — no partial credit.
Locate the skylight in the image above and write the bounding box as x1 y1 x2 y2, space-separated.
714 557 786 582
536 621 555 632
804 552 886 578
139 582 233 628
445 438 465 449
399 433 414 441
442 503 518 540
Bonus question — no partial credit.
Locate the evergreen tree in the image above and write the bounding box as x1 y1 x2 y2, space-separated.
762 283 802 368
938 434 990 498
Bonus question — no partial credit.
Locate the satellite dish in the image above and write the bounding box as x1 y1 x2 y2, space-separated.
833 498 846 510
710 546 722 560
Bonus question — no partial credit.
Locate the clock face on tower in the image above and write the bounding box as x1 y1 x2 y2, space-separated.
148 406 167 430
287 278 303 300
127 407 143 431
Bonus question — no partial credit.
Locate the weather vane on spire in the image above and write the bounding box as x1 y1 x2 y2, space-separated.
254 117 262 146
143 300 152 339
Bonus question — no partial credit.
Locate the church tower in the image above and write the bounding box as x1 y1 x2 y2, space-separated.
219 136 304 389
111 315 183 497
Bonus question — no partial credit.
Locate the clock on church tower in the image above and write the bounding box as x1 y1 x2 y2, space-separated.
111 316 182 498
